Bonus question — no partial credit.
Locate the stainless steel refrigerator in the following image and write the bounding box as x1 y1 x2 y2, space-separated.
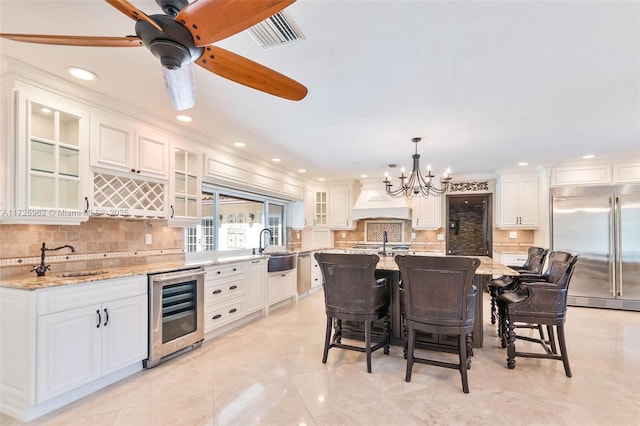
550 185 640 311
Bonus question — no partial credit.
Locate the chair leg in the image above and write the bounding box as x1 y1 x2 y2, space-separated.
465 333 473 369
459 333 469 393
490 293 497 325
499 312 508 349
383 314 390 355
322 316 332 364
365 319 372 373
405 325 415 382
506 320 517 369
557 324 572 377
547 325 557 354
333 319 342 344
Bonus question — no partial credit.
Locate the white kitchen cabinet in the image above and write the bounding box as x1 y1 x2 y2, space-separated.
204 262 246 332
36 293 147 403
311 252 323 289
267 269 297 307
1 84 90 224
90 112 169 179
315 189 328 226
167 144 201 226
329 185 356 230
498 173 539 229
245 258 266 314
0 275 147 421
303 186 315 227
411 195 442 230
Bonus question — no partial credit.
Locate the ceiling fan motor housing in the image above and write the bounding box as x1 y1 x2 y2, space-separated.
136 14 204 70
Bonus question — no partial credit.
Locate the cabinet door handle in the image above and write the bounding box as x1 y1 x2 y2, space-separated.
212 314 222 320
212 289 222 294
229 285 238 290
229 308 237 314
103 308 109 326
96 309 101 328
217 271 221 275
131 168 136 173
281 274 286 277
84 196 89 213
170 205 175 218
251 260 260 264
232 268 237 271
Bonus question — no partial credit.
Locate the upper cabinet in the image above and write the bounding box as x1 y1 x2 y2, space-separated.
497 172 538 229
329 185 356 230
412 195 442 230
90 112 169 180
1 85 90 224
167 143 202 226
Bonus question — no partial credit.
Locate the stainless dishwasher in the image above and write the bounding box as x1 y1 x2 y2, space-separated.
297 252 311 295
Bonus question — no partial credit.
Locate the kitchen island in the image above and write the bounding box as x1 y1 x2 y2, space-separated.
340 255 517 350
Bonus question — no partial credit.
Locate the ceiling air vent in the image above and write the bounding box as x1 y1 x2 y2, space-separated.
246 11 305 49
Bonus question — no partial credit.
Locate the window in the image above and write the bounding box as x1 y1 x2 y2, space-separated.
185 187 287 253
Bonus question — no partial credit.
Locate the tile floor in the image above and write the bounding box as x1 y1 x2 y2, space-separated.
2 291 639 426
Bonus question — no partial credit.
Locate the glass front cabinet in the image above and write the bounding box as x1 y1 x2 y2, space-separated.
3 86 90 224
167 144 202 226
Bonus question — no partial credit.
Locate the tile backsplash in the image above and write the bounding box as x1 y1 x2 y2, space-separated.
0 218 184 280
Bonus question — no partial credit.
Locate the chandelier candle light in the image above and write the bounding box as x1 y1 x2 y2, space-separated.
383 137 452 198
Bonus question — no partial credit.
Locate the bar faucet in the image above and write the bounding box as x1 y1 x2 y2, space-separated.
382 231 388 256
32 242 76 277
258 228 272 254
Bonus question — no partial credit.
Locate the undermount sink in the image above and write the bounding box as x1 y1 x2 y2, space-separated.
58 270 108 278
267 252 296 272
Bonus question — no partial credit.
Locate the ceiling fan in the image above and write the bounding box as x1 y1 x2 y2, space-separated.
0 0 308 110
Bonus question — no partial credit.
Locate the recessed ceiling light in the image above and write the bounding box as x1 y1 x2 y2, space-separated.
298 169 307 173
518 162 529 166
271 158 282 162
40 107 52 114
66 66 97 81
176 115 192 122
233 142 245 147
318 177 325 181
582 154 596 159
360 174 368 178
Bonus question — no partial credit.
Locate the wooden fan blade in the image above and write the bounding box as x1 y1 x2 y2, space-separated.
177 0 296 46
105 0 163 32
0 33 143 47
195 45 307 101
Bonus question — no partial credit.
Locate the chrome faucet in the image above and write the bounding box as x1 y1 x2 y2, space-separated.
32 242 76 277
382 231 388 256
258 228 272 254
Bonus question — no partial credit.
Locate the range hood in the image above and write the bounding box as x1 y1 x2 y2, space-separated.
351 179 411 220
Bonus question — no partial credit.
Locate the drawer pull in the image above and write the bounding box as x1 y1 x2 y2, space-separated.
212 289 222 295
232 268 237 271
251 260 260 264
229 285 238 290
217 271 221 275
229 308 237 314
212 314 222 320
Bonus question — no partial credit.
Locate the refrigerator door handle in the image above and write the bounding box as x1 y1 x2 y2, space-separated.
609 196 616 297
615 196 623 298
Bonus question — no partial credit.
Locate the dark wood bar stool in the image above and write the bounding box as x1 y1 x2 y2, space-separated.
496 255 580 376
314 253 390 373
395 255 480 393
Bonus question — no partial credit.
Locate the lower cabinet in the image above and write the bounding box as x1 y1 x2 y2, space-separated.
267 269 297 306
203 258 267 333
0 275 147 422
36 293 147 403
245 258 266 314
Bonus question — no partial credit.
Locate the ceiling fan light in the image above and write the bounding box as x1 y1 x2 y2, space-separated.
162 63 196 111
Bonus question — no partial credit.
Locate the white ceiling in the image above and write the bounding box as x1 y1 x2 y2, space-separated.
1 0 638 183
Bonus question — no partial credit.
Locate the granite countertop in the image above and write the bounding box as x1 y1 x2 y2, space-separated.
375 255 518 276
1 254 269 291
